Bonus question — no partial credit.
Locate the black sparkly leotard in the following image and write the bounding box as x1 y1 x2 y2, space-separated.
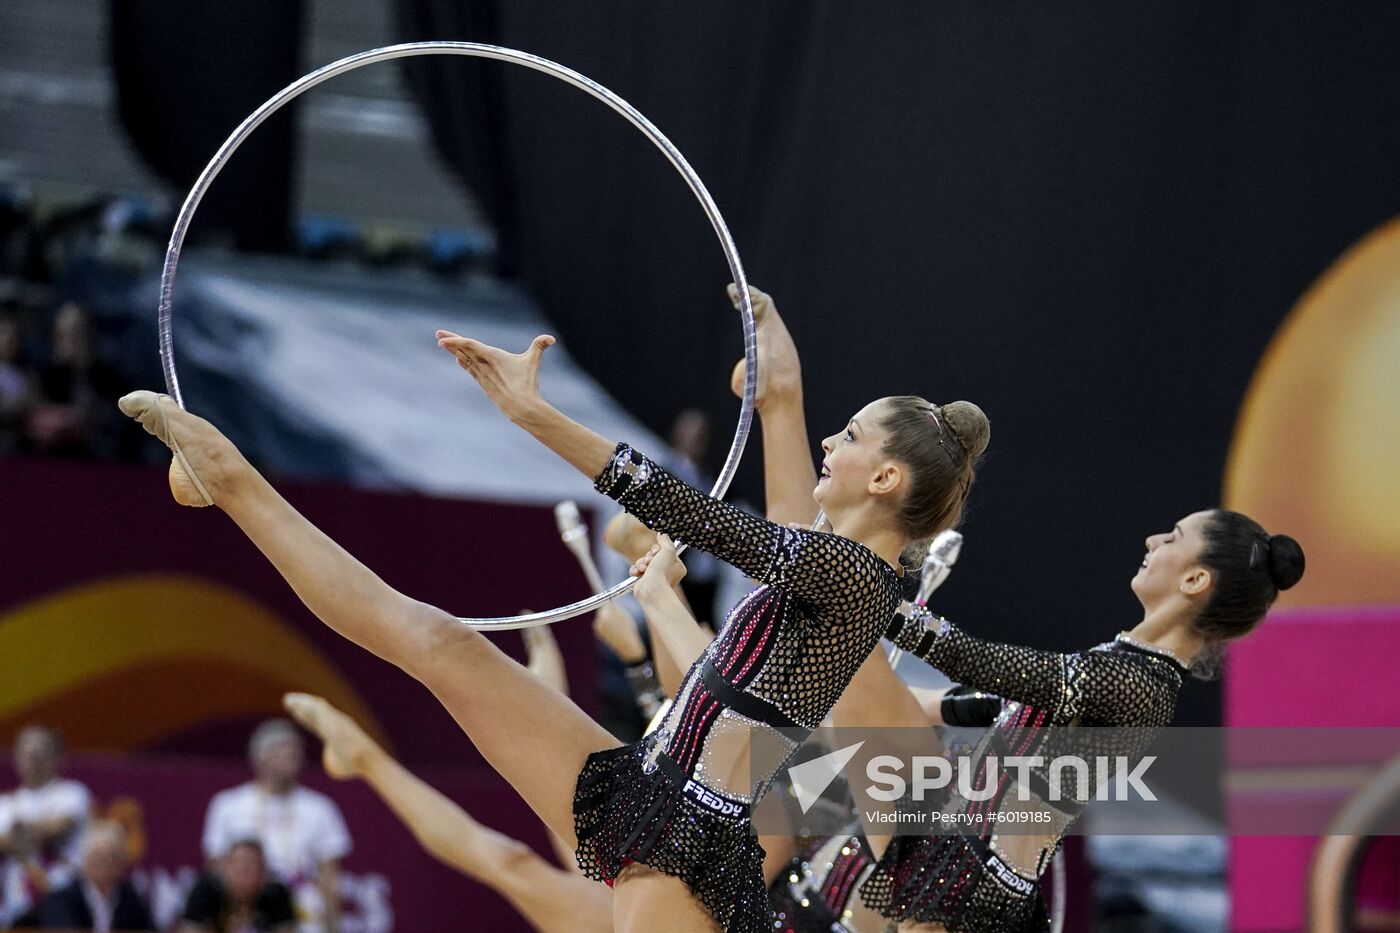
767 676 1010 933
769 825 876 933
573 445 904 932
860 607 1189 933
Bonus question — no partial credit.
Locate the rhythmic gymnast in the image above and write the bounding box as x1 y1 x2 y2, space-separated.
279 509 745 933
847 510 1304 932
285 539 957 933
726 287 1306 932
602 528 1004 933
117 308 987 931
716 285 986 933
538 285 994 933
282 515 946 933
256 320 913 933
281 534 840 933
275 283 980 933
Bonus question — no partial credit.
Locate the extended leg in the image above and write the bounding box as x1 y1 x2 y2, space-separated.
286 694 610 933
120 392 618 844
613 863 723 933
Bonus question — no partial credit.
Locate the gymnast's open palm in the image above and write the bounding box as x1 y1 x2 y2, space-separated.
436 330 556 422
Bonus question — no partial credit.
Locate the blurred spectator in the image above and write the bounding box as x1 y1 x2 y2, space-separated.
182 838 296 933
0 187 36 280
13 820 154 931
202 720 350 933
0 725 93 925
32 199 107 287
0 311 36 454
27 302 124 458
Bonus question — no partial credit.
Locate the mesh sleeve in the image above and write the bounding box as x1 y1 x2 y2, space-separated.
888 605 1174 725
595 443 887 612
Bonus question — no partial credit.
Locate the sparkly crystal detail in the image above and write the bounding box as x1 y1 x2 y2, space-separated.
768 825 873 933
1112 631 1191 669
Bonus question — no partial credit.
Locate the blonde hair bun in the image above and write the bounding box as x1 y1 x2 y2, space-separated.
940 401 990 459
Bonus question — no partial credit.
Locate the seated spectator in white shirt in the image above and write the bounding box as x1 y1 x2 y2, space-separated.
0 725 92 924
182 838 296 933
202 719 351 933
14 820 155 931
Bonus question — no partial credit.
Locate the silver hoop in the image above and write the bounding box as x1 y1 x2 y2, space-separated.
158 42 757 630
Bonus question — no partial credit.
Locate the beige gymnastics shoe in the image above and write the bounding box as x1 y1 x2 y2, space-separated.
284 692 375 781
117 391 215 507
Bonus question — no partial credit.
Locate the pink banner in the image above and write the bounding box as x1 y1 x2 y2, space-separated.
1226 605 1400 931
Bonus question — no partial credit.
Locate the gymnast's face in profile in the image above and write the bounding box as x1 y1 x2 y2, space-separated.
1131 510 1213 608
814 399 902 517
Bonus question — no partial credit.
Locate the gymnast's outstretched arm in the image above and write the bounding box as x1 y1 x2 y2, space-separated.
725 285 820 528
602 511 690 699
590 598 669 720
284 694 610 933
887 605 1170 725
437 332 890 617
436 332 616 478
629 535 712 676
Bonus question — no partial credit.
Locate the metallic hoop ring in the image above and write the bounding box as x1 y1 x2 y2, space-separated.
158 42 757 631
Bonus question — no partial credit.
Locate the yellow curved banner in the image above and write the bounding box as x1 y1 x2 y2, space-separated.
1226 216 1400 606
0 574 389 753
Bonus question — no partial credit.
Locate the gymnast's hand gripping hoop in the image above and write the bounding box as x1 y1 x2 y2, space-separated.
156 43 757 631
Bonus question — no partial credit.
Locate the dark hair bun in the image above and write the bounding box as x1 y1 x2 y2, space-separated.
1267 534 1305 591
940 401 990 459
